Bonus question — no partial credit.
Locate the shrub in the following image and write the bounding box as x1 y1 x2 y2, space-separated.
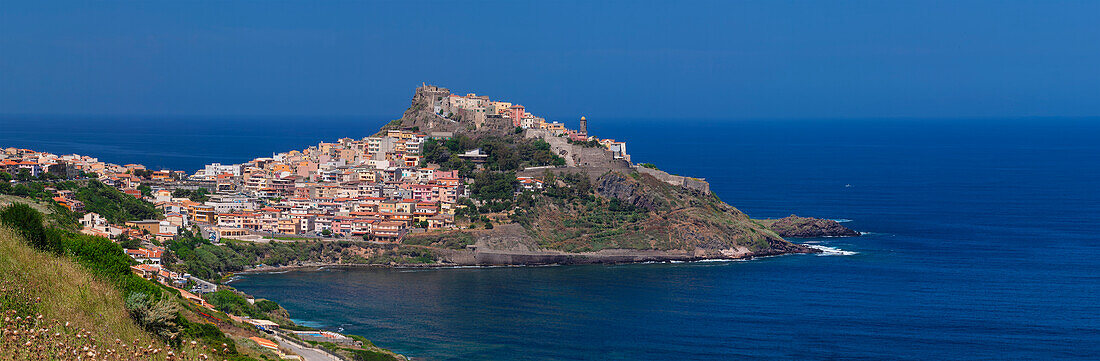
0 203 52 251
254 299 280 313
344 348 400 361
125 292 181 340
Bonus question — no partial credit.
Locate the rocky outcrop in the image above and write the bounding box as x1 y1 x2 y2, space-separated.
533 170 817 256
633 166 710 194
383 84 520 136
760 215 859 238
595 172 660 211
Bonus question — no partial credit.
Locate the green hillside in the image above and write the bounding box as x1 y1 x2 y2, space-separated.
0 203 275 360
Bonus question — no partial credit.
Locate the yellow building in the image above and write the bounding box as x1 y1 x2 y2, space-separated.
269 163 291 173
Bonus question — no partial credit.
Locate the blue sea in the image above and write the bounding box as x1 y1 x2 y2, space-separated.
4 115 1099 360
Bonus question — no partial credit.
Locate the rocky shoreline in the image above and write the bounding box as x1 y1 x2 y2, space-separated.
234 245 818 275
232 214 862 275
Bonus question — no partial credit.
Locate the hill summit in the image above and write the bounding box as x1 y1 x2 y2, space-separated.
390 85 819 263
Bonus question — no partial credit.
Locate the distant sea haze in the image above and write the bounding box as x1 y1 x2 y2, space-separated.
8 115 1100 360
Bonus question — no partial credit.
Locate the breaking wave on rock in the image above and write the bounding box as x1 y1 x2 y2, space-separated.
805 244 858 256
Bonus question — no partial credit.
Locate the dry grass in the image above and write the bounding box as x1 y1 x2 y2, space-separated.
0 196 50 215
0 227 147 342
0 227 213 360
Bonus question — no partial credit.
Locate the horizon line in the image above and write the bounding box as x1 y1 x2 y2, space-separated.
3 112 1100 122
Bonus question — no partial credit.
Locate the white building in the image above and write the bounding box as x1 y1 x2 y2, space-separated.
197 163 242 179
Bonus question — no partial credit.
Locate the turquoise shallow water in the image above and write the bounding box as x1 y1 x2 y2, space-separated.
5 116 1100 360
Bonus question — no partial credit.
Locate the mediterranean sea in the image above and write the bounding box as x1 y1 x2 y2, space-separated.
4 115 1099 360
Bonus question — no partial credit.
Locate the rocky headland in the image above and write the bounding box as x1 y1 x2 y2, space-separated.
757 215 860 238
389 85 850 265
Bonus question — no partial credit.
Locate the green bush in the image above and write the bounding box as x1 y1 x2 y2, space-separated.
178 317 251 358
203 290 258 318
254 299 280 313
343 348 400 361
0 203 52 251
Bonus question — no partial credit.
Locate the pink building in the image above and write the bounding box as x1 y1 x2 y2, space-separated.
409 184 437 203
508 105 526 127
433 170 458 179
296 161 318 178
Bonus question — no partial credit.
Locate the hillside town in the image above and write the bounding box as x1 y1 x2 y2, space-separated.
1 89 634 289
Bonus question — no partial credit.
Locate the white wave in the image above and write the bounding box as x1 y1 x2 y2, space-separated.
831 219 853 223
805 244 858 256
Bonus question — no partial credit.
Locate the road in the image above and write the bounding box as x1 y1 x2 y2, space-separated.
272 333 344 361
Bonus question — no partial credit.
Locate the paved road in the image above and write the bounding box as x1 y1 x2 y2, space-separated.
272 334 343 361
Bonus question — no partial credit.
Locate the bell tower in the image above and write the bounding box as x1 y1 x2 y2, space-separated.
579 116 588 135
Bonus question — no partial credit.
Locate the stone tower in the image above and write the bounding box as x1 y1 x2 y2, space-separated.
579 116 587 135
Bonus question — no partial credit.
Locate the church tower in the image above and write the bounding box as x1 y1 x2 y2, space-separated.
579 116 588 135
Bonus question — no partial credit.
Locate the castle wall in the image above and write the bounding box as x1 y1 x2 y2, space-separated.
634 166 711 194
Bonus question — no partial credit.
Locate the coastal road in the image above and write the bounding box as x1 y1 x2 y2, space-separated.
272 333 343 361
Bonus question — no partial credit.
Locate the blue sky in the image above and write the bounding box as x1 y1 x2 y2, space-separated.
1 1 1098 120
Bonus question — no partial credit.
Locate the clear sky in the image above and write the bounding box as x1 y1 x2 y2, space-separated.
1 1 1098 120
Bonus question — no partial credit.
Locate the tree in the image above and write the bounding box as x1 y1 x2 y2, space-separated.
321 229 332 237
470 171 518 201
75 180 161 223
131 169 153 179
15 169 32 181
0 171 10 182
172 188 210 202
118 234 142 249
137 184 153 197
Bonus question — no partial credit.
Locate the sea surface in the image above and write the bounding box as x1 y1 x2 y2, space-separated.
4 115 1100 360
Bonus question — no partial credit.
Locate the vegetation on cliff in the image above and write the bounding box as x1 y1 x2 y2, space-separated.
419 134 565 177
74 180 163 223
508 170 794 254
163 229 440 279
1 178 161 224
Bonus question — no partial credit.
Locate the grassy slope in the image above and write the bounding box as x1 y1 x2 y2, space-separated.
0 195 294 360
0 226 150 342
0 226 210 360
520 171 787 253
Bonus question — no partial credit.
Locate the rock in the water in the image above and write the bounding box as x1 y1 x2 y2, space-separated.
763 215 859 238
